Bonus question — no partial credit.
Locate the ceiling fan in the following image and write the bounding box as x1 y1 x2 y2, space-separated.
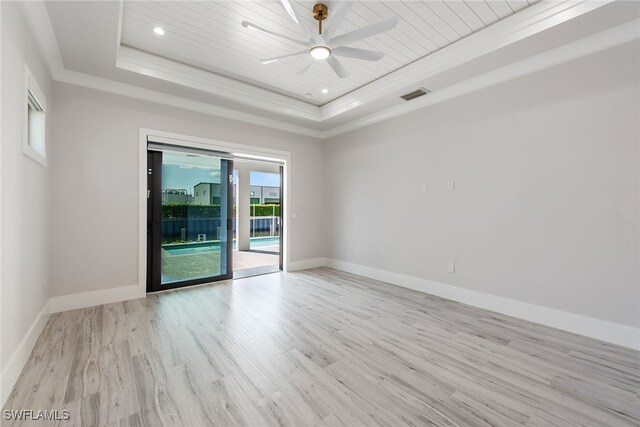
241 1 398 79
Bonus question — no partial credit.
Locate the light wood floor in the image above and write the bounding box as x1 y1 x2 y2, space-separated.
233 249 279 271
4 268 639 426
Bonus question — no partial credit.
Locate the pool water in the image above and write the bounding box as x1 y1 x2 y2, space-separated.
249 236 280 249
163 236 279 256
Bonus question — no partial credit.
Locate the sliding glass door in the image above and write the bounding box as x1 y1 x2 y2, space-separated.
147 147 233 292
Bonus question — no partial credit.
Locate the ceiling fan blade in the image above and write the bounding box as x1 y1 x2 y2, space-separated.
241 21 308 46
333 46 385 61
279 0 315 38
322 1 354 40
280 0 301 25
259 49 307 64
297 62 313 75
329 16 398 48
326 55 350 79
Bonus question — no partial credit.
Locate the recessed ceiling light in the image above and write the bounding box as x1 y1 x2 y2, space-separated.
154 27 165 36
309 45 331 60
304 93 312 99
322 88 328 94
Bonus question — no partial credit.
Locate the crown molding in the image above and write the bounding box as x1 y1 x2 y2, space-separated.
19 0 637 141
323 18 640 138
112 0 616 123
19 0 323 138
20 0 64 77
319 0 616 121
116 46 321 122
54 68 325 138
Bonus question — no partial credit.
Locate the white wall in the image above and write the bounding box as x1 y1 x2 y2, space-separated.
1 0 53 396
49 83 324 297
324 42 640 329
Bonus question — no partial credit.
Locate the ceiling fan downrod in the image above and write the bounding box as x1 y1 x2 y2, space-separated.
313 3 328 35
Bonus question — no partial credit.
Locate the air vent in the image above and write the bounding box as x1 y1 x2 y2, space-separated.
400 88 431 101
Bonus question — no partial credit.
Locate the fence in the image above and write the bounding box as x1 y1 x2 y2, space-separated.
250 216 280 238
162 218 223 243
162 216 280 242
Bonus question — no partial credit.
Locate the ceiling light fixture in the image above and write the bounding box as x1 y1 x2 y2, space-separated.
322 88 328 94
309 46 331 60
153 27 165 35
307 4 331 61
241 1 397 79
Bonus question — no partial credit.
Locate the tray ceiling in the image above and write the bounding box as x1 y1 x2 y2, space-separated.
120 0 537 106
37 0 634 137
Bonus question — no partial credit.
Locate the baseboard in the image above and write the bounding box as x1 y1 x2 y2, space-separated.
287 257 326 272
0 284 143 406
50 284 143 313
324 258 640 350
0 300 51 407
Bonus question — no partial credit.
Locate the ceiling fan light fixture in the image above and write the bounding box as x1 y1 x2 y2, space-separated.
241 1 398 79
309 45 331 60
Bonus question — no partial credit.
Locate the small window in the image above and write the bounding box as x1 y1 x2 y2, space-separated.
22 65 46 166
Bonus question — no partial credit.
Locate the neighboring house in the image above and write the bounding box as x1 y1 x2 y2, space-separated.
188 183 280 205
250 186 280 204
194 182 221 205
162 188 193 204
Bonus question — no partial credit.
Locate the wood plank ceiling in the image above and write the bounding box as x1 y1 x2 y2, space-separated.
120 1 538 106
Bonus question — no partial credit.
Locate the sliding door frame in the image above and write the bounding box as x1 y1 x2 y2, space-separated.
138 128 291 296
146 149 234 292
279 164 284 271
147 151 162 292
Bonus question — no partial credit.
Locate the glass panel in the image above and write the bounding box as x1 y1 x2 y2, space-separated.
248 171 281 253
27 92 45 155
160 151 228 285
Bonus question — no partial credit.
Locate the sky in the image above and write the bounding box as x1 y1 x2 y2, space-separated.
250 171 280 187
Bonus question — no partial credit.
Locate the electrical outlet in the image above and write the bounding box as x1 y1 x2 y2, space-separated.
448 264 455 274
448 181 455 191
420 184 427 192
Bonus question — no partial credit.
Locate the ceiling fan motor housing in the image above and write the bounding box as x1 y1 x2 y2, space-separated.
313 3 328 34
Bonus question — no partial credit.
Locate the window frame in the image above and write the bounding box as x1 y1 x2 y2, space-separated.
22 64 47 166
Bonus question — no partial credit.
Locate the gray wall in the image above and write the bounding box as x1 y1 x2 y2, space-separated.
49 83 324 297
323 41 640 328
4 6 638 379
1 1 53 372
